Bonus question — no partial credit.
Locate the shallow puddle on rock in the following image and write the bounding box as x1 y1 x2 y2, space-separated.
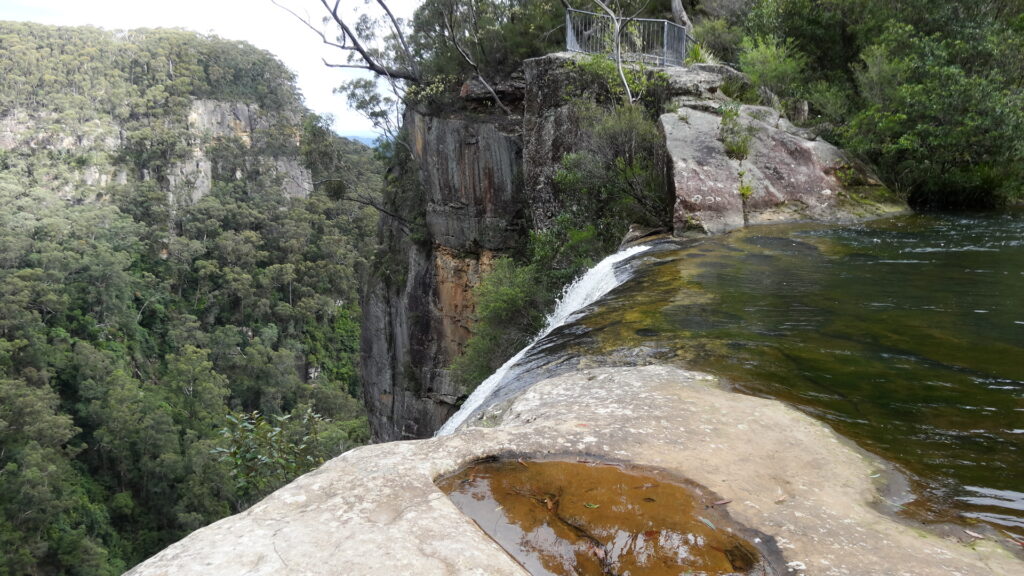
437 458 770 576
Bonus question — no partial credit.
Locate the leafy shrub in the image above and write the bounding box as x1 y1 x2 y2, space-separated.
556 103 671 232
738 169 754 199
693 17 743 63
451 257 545 387
802 79 854 135
404 74 461 112
572 54 670 109
719 76 760 104
737 35 808 105
719 101 755 160
745 0 783 40
841 24 1024 206
685 42 720 65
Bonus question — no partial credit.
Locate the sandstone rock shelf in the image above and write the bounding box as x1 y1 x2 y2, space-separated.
127 366 1023 575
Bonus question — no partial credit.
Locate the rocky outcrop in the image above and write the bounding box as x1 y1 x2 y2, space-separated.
410 112 526 250
521 53 591 229
127 366 1024 575
360 110 525 441
172 99 311 201
661 64 905 235
0 99 311 202
188 99 269 142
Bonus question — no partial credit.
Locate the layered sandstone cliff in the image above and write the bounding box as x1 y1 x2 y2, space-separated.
360 111 524 441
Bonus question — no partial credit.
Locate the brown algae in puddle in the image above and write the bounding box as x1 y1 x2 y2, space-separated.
437 458 769 576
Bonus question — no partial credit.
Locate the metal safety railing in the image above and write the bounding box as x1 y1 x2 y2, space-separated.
565 8 695 67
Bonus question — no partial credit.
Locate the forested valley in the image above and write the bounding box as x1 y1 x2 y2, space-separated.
0 22 381 574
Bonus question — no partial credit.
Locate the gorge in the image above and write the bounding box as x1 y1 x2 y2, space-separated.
3 1 1024 574
128 49 1022 576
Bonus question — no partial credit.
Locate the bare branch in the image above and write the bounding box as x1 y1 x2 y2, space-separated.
591 0 635 103
374 0 417 76
307 178 413 231
323 60 377 71
271 1 350 51
316 0 420 81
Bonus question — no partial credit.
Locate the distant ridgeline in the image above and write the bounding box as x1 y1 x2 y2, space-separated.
0 21 381 574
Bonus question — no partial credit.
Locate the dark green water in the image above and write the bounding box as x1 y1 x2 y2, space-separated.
577 212 1024 533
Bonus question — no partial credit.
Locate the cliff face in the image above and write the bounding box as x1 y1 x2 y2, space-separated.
361 110 524 441
521 54 589 229
361 54 906 442
0 98 311 203
173 99 311 201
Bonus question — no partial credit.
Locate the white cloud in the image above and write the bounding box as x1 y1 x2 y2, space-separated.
0 0 421 137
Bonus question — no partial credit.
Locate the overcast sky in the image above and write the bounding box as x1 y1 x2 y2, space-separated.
0 0 421 138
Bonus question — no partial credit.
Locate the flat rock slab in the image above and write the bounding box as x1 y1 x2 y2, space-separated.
128 366 1022 575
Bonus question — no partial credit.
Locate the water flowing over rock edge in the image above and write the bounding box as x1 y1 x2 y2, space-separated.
127 365 1023 575
436 244 651 436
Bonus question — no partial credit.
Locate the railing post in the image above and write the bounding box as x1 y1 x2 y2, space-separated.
566 10 572 51
662 21 668 66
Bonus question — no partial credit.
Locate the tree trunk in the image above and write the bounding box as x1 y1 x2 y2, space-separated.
671 0 692 29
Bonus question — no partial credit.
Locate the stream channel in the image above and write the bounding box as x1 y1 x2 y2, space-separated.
448 210 1024 538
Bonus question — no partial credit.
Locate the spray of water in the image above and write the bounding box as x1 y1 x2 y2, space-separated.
436 244 650 436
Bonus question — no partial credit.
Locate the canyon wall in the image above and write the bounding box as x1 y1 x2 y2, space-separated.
361 111 525 441
0 98 311 203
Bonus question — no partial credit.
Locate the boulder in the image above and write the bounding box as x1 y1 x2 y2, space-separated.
663 100 904 235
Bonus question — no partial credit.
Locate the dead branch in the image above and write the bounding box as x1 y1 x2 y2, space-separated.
272 0 420 82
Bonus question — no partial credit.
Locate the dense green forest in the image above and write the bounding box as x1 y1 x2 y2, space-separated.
686 0 1024 207
0 22 381 574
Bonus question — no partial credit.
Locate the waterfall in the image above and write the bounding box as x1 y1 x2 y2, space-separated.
436 244 650 436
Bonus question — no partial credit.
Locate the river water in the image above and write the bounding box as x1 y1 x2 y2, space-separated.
447 211 1024 534
564 211 1024 534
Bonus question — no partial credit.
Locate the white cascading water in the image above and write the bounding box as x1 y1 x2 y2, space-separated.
436 243 650 436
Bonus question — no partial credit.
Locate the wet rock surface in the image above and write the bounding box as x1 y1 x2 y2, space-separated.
438 458 779 576
128 366 1023 575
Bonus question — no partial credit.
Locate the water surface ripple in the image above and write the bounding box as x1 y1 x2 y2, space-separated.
569 212 1024 534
